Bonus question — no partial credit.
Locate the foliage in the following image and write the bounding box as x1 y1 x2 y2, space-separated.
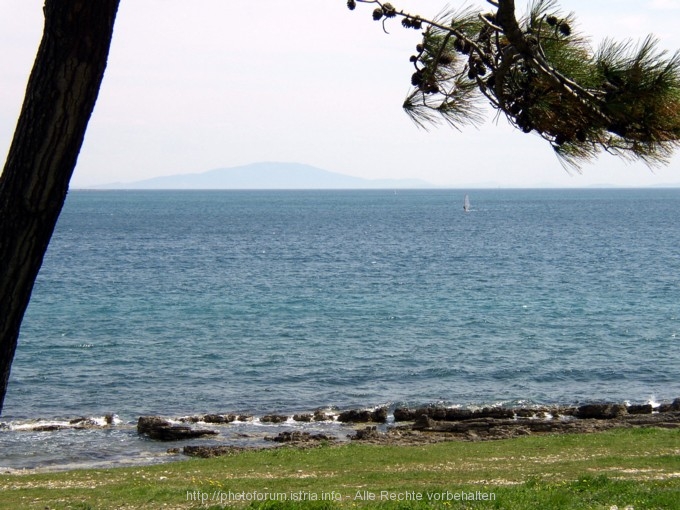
348 0 680 170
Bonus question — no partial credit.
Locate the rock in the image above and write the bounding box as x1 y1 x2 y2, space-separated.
350 426 383 441
474 407 514 420
138 416 171 433
627 404 653 415
265 431 334 443
33 424 67 432
655 422 680 429
412 414 436 431
671 398 680 411
393 407 416 422
313 410 332 421
575 404 602 419
406 406 512 422
338 410 371 423
137 416 218 441
261 414 288 424
514 407 551 418
203 414 236 424
576 404 627 420
445 408 474 421
237 415 254 422
555 406 577 417
183 445 247 458
453 420 495 433
527 421 562 433
430 407 448 420
414 407 447 420
293 414 313 422
337 407 387 423
152 426 218 441
68 417 100 428
611 404 629 418
373 407 388 423
414 417 498 434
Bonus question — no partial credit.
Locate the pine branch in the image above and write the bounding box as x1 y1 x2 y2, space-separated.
346 0 680 169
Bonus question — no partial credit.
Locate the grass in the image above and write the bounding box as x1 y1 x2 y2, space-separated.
1 427 679 509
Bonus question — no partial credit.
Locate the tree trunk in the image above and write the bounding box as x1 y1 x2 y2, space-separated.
0 0 120 415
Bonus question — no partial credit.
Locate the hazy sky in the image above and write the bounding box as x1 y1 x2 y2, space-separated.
2 0 680 188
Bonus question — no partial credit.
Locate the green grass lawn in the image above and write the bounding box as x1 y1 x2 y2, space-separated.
1 427 679 509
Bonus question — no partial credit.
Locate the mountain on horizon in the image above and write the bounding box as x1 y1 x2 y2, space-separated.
93 162 436 190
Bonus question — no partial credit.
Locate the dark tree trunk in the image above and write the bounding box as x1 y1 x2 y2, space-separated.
0 0 120 415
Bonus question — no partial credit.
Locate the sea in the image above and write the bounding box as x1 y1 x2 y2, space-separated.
1 188 679 471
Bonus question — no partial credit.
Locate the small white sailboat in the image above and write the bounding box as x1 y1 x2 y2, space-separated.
463 194 470 212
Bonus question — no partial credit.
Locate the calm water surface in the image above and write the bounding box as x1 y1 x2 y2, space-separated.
2 189 679 469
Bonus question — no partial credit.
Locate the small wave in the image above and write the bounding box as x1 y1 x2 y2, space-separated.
4 414 121 432
647 396 661 408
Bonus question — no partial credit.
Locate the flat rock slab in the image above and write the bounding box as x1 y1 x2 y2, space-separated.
137 416 218 441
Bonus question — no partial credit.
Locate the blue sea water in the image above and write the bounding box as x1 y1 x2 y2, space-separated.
2 188 679 470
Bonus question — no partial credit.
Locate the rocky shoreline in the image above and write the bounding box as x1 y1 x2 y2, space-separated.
3 399 679 471
132 399 680 458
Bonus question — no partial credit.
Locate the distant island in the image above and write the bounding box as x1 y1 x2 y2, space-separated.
93 162 437 190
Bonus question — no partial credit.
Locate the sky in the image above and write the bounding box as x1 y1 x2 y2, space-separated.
2 0 680 188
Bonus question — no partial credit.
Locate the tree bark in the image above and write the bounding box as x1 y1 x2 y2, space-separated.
0 0 120 415
495 0 531 56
